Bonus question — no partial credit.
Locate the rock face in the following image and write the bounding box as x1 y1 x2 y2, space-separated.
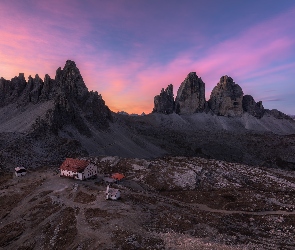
0 74 26 107
55 60 89 103
153 84 174 114
242 95 265 118
152 73 291 120
209 75 244 117
175 72 206 114
0 60 112 134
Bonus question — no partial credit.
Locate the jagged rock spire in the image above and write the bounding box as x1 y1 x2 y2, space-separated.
0 60 113 133
175 72 206 114
242 95 265 118
208 75 244 116
153 84 174 114
55 60 88 102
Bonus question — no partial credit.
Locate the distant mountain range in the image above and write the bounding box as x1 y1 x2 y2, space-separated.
152 72 292 120
0 60 294 170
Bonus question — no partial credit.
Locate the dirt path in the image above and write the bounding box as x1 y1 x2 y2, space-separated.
119 180 295 216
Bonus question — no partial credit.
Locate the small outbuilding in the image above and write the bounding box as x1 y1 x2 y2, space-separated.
105 185 121 200
60 158 97 180
15 167 27 177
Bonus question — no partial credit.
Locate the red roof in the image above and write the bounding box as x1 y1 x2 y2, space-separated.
111 173 125 181
60 158 89 172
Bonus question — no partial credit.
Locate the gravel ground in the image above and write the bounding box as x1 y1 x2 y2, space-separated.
1 156 295 249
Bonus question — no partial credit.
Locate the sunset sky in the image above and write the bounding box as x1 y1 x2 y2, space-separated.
0 0 295 114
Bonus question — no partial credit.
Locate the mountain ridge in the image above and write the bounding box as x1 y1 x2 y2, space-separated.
0 60 294 169
0 60 112 135
153 72 292 120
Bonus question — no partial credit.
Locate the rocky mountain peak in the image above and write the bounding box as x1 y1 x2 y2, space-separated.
242 95 265 118
209 75 244 116
18 73 25 81
55 60 88 102
218 75 234 86
175 72 206 114
0 60 113 134
153 84 174 114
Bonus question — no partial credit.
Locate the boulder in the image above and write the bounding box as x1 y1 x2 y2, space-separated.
175 72 206 114
153 84 174 114
208 75 244 116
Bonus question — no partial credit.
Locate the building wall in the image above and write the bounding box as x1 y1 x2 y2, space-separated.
60 164 97 180
15 172 26 177
77 172 83 180
106 190 121 200
60 169 77 178
83 164 97 179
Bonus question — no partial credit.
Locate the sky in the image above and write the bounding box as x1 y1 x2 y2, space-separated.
0 0 295 115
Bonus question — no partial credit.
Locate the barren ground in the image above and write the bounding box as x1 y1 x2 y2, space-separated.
1 156 295 249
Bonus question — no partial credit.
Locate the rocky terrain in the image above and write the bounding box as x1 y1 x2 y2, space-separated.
0 60 294 170
1 156 295 249
0 60 295 249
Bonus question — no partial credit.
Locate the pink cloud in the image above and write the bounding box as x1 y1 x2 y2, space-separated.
0 1 294 114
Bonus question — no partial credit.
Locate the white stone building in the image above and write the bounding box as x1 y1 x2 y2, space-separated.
60 158 97 180
15 167 27 177
105 185 121 200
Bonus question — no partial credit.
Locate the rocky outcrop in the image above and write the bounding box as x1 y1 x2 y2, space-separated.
0 74 27 107
153 84 174 114
55 60 89 103
242 95 265 118
152 73 291 120
26 74 44 104
83 91 113 129
175 72 206 114
1 60 112 134
208 75 244 117
39 74 57 101
264 109 292 120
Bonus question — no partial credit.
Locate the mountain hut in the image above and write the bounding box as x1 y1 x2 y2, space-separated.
60 158 97 180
